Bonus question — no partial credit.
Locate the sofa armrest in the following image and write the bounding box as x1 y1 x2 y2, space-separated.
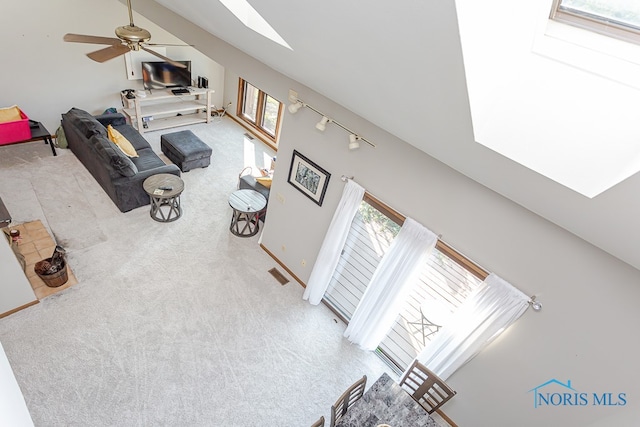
112 163 181 186
110 163 181 212
95 113 127 127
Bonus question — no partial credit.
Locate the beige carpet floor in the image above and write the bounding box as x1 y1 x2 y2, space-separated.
0 117 390 426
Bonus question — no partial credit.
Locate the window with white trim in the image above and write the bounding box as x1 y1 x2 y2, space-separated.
323 194 485 373
550 0 640 44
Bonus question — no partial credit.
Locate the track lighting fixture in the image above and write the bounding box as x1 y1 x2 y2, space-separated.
287 89 376 148
316 116 330 131
288 101 303 114
348 134 360 150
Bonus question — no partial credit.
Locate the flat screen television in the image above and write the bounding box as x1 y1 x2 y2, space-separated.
141 61 191 90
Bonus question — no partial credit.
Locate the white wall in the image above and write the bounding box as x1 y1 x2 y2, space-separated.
12 1 640 425
0 342 33 427
0 0 223 134
0 237 37 317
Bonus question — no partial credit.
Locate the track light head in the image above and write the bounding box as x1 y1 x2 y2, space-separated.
529 296 542 311
316 116 330 131
288 101 303 114
348 134 360 150
286 89 376 148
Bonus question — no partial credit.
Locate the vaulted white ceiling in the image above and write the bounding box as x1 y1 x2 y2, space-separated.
146 0 640 270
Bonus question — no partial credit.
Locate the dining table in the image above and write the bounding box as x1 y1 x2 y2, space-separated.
335 372 442 427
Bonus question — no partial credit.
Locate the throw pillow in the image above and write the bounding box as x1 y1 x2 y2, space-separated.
0 106 22 123
107 125 139 158
255 176 273 189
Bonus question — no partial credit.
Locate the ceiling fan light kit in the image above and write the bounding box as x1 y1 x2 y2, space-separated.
63 0 188 68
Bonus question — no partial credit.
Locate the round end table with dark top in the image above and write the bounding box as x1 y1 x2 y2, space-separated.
228 189 267 237
143 173 185 222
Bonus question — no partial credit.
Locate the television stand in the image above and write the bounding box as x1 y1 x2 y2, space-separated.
171 88 190 95
120 87 215 133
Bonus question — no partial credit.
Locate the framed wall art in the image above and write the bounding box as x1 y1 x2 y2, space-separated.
287 150 331 206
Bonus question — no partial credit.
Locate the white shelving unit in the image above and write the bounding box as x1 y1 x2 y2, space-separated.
121 88 215 133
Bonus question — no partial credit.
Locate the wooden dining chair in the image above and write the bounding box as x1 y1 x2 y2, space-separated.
329 375 367 427
399 360 456 414
310 415 325 427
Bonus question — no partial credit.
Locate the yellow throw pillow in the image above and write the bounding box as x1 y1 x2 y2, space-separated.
255 176 272 189
107 125 138 158
0 106 22 123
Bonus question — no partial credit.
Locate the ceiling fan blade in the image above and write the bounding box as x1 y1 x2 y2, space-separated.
64 33 122 45
140 46 187 68
86 44 131 63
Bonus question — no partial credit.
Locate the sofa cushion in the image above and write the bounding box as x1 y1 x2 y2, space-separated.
66 108 107 139
90 134 138 177
132 147 168 171
112 124 152 152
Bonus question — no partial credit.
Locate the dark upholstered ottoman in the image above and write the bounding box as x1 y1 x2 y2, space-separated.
160 130 212 172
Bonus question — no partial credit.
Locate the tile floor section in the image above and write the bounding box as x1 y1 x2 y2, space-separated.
8 220 78 300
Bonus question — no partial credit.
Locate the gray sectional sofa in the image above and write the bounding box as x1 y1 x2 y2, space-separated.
61 108 180 212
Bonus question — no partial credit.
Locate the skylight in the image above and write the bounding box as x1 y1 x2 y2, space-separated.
219 0 292 50
552 0 640 43
455 0 640 198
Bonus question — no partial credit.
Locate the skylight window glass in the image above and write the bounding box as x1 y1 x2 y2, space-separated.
552 0 640 43
219 0 292 50
559 0 640 30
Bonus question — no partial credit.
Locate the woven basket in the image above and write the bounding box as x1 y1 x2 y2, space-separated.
34 258 68 288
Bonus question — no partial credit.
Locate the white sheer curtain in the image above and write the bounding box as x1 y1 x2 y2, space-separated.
414 273 529 380
344 218 438 350
303 180 365 305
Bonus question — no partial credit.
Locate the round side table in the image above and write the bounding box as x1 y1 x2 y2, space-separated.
228 189 267 237
143 174 185 222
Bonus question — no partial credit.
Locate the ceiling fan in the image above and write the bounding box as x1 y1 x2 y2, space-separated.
63 0 188 68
